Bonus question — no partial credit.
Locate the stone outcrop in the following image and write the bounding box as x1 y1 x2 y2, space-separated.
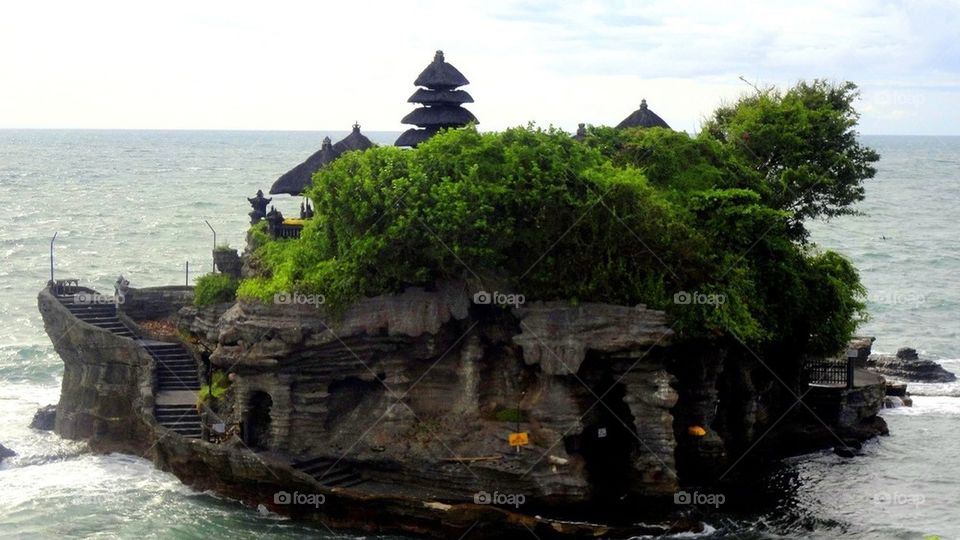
866 347 956 382
37 288 156 451
120 285 194 321
38 277 890 537
213 249 242 278
0 443 15 461
30 404 57 430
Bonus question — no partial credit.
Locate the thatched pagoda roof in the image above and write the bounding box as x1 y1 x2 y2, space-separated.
332 123 375 154
616 99 671 130
401 106 478 127
395 127 440 148
407 88 474 105
414 50 469 90
270 124 375 196
270 136 338 195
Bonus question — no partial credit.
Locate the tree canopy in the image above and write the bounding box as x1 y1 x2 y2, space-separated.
239 80 871 357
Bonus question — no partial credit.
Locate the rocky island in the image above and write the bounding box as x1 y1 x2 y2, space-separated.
38 54 888 537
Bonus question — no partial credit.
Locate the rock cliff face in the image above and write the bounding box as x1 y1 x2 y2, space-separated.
37 289 155 451
39 276 889 536
180 282 680 505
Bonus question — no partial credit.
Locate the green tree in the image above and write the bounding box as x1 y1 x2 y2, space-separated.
702 80 879 233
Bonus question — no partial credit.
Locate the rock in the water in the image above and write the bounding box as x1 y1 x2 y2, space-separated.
883 396 904 408
834 445 857 458
885 382 908 397
866 347 956 383
0 443 15 461
30 404 57 431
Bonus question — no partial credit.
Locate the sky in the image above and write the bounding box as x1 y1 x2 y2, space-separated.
1 0 958 135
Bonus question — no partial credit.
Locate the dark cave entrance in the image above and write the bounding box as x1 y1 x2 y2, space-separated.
576 380 638 505
244 391 273 450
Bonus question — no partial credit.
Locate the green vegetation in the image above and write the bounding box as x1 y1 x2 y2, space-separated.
239 80 872 357
194 273 239 306
494 408 526 423
197 370 231 407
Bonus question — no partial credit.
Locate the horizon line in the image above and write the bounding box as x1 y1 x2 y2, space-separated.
1 127 958 138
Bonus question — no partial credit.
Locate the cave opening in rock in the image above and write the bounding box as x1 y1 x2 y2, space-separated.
577 379 638 505
244 391 273 450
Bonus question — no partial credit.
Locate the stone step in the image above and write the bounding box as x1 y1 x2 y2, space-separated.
292 456 366 488
157 371 199 377
157 384 201 391
155 405 197 413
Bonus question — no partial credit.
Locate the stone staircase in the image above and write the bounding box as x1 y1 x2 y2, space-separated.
153 403 202 439
144 342 201 392
143 342 202 439
291 456 365 488
56 293 136 338
53 289 203 440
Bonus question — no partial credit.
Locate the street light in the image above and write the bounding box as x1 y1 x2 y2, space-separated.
204 220 217 273
49 232 58 284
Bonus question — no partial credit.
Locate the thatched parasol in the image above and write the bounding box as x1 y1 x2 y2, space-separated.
616 99 671 130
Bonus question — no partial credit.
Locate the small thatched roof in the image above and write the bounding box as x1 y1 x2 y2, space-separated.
401 106 478 127
269 136 338 196
408 88 474 105
616 99 671 130
395 127 439 148
332 123 375 154
414 50 469 90
270 124 376 196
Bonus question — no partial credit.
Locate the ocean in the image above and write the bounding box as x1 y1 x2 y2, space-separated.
0 130 957 539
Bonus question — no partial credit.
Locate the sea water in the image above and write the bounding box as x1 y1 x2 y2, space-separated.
0 130 957 539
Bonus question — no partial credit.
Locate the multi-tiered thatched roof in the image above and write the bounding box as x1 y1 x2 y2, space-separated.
396 51 478 148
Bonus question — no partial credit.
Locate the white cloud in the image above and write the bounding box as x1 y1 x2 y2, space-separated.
0 0 957 134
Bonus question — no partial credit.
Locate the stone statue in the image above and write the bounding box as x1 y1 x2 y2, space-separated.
114 275 130 306
248 190 272 224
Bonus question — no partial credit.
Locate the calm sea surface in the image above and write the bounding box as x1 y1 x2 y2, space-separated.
0 130 957 539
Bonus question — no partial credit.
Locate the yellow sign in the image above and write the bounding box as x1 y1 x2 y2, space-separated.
508 432 529 446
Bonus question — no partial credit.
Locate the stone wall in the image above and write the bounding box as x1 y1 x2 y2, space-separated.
37 288 156 451
120 285 194 321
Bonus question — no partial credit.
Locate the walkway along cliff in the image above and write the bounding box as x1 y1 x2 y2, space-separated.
38 269 888 538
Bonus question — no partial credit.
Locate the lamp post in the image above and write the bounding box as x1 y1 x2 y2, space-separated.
204 220 216 273
49 232 58 284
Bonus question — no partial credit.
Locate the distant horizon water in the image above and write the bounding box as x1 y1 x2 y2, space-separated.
3 128 959 138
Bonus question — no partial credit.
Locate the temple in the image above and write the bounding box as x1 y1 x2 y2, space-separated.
395 50 478 148
270 124 374 196
616 98 671 129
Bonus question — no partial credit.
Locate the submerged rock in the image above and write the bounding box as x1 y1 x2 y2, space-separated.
30 404 57 431
0 443 15 461
866 347 956 383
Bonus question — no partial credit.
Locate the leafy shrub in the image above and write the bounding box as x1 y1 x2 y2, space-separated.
240 81 871 357
197 370 231 406
194 273 239 306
